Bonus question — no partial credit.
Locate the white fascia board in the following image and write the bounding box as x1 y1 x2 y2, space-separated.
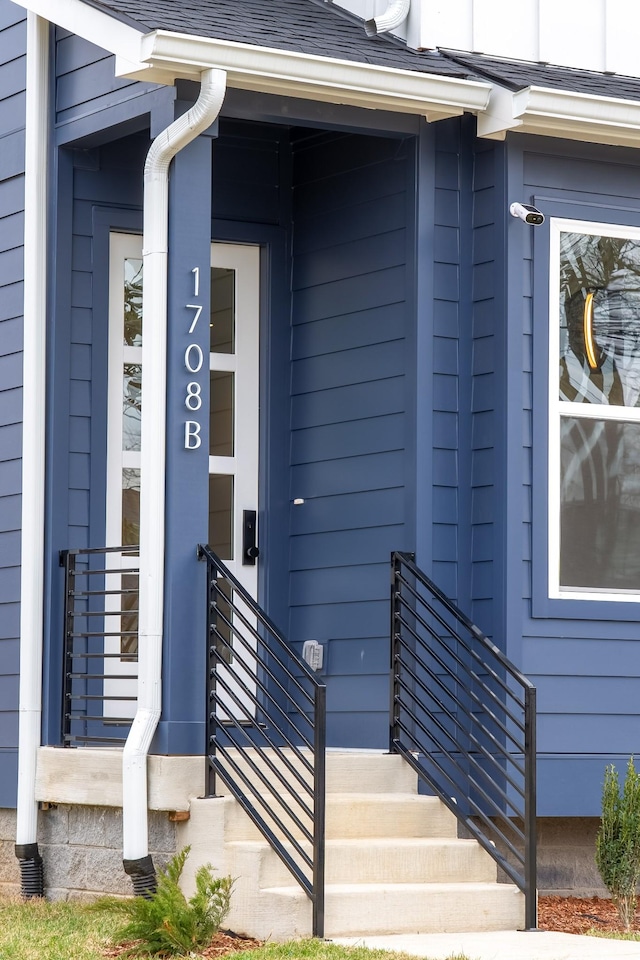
115 31 491 120
478 82 640 148
13 0 144 62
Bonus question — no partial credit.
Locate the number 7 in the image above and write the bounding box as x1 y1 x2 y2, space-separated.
186 304 203 334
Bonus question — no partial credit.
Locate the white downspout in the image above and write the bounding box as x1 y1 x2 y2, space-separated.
364 0 411 36
122 67 227 893
15 11 49 898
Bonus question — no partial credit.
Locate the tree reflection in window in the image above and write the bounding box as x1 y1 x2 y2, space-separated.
560 233 640 408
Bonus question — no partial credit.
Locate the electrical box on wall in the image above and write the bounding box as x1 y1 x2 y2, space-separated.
302 640 325 672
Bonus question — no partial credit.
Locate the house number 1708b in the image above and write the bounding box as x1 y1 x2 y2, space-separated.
184 266 203 449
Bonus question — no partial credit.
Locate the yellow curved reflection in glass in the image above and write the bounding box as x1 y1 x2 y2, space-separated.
583 291 599 370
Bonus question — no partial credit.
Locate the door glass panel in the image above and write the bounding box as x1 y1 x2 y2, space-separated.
122 468 140 547
210 371 234 457
560 416 640 591
210 268 235 353
122 364 142 451
209 474 234 560
124 258 143 347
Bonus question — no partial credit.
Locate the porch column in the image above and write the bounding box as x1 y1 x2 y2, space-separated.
152 128 215 755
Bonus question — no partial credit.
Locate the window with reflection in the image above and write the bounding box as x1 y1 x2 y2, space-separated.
553 222 640 598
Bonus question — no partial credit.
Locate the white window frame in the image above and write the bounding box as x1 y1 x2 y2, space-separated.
549 216 640 602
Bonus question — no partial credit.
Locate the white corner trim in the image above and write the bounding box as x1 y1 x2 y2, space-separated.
478 82 640 147
115 31 492 119
12 0 144 63
16 11 49 851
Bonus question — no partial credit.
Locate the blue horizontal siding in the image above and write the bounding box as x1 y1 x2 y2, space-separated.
0 0 24 796
288 131 413 748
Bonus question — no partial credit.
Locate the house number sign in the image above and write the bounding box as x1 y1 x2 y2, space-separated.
184 266 203 449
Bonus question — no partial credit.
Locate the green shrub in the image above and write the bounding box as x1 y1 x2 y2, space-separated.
91 845 233 956
595 757 640 931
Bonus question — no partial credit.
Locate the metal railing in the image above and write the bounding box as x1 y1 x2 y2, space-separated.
60 546 138 745
197 544 326 938
390 551 537 929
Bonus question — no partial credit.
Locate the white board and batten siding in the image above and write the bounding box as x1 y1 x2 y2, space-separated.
334 0 640 79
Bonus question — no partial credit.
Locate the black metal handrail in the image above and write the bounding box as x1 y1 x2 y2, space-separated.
390 551 537 930
60 546 139 745
197 544 326 939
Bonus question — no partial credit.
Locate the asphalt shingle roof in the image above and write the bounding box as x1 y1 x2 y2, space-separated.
442 49 640 102
84 0 474 78
80 0 640 103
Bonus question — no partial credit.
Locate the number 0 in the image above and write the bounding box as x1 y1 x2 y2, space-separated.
184 343 203 374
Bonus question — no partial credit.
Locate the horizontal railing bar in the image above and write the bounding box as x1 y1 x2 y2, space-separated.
394 741 525 888
395 596 527 734
209 674 314 805
214 741 314 851
201 544 322 689
68 631 138 638
64 735 129 744
395 645 526 783
68 568 140 578
395 718 525 864
395 654 527 798
66 694 136 702
69 610 137 618
69 589 138 598
66 714 134 723
66 652 138 659
210 633 314 753
210 623 315 743
395 698 526 830
63 546 139 557
67 674 137 680
210 584 315 708
395 620 526 751
394 553 533 690
394 686 526 826
210 681 314 822
211 756 313 892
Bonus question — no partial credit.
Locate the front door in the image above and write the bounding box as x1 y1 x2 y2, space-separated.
207 243 261 718
105 235 261 719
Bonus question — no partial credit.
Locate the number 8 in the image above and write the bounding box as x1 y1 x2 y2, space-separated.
185 382 202 411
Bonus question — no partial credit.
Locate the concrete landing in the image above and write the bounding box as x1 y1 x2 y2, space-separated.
334 930 640 959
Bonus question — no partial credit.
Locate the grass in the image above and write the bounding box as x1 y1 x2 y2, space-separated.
587 928 640 941
0 897 474 960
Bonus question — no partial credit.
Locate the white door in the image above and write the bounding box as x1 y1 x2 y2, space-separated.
208 243 261 719
105 236 261 720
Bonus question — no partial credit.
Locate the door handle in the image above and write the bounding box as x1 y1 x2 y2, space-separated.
242 509 259 565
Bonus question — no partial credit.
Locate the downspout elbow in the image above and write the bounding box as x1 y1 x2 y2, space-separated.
364 0 410 36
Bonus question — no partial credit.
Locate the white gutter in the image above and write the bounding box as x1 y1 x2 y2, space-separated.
477 83 640 147
116 32 491 122
122 66 227 890
15 11 49 898
365 0 411 37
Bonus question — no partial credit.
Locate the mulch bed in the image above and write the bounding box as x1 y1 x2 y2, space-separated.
103 929 263 957
539 895 640 935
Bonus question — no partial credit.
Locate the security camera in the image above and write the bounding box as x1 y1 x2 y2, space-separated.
510 202 545 225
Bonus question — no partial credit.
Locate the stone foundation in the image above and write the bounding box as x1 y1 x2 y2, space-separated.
0 805 177 900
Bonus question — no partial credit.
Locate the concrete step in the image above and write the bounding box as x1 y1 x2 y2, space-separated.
227 836 498 887
235 881 525 939
224 793 458 842
212 749 418 796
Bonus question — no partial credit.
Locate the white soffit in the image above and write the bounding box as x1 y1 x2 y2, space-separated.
477 83 640 148
115 31 492 121
11 0 144 63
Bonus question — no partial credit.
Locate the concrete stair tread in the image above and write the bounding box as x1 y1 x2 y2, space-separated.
263 881 521 894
